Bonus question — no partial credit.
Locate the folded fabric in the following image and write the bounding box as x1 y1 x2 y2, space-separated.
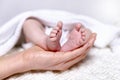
0 10 120 56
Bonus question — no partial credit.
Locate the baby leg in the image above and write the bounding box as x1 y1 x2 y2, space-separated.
46 22 62 51
23 17 48 50
60 23 92 52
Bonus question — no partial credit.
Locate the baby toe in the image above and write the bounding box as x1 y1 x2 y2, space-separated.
50 37 57 41
54 26 59 30
81 31 86 36
81 28 85 33
78 39 84 45
50 33 56 38
82 36 86 41
51 29 58 34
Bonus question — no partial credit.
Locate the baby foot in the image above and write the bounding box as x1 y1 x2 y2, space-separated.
46 22 62 51
60 23 92 52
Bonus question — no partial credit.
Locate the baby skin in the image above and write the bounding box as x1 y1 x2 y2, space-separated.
23 18 92 52
47 22 92 52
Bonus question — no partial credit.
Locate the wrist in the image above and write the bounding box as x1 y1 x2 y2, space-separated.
20 48 35 71
19 51 32 72
21 46 45 71
8 52 28 74
0 52 28 79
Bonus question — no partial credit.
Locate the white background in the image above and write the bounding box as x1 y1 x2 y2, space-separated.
0 0 120 26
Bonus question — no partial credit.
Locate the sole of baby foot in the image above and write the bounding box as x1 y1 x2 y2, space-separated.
60 24 92 52
46 22 63 51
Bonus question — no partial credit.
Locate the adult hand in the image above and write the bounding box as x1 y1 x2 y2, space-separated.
23 33 96 71
0 33 96 80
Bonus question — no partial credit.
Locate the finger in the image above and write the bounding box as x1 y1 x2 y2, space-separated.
61 33 96 62
48 41 89 67
61 41 89 62
62 44 93 70
88 33 96 47
50 33 96 66
53 47 90 71
74 33 96 53
61 37 96 70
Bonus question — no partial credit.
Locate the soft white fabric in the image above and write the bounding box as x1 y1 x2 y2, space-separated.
0 10 120 56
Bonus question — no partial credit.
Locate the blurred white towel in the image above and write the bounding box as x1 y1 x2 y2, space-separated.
0 10 120 56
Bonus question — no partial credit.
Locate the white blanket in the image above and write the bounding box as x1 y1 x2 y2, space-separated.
1 10 120 80
0 10 120 56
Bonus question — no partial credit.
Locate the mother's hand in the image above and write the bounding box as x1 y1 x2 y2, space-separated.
23 33 96 71
0 33 96 80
